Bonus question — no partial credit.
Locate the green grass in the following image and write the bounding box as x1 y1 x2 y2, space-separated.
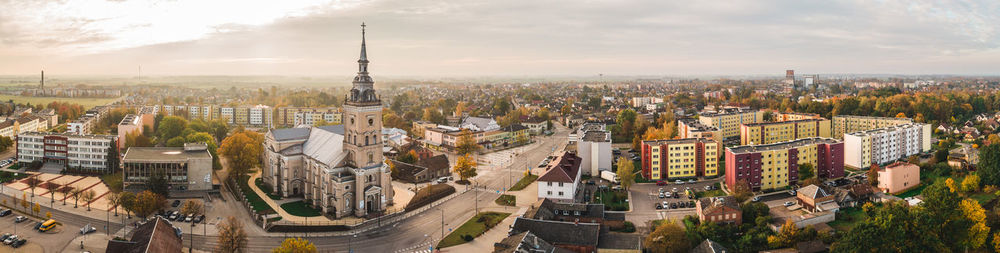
0 94 119 108
696 189 726 198
0 172 28 183
828 207 868 232
970 192 998 205
236 176 274 213
893 184 927 199
254 178 282 200
280 200 322 217
594 190 629 211
437 212 511 249
509 174 538 191
495 194 515 206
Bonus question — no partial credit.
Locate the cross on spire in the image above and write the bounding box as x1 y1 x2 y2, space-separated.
359 22 368 62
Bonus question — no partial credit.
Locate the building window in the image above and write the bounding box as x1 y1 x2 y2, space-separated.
558 191 564 196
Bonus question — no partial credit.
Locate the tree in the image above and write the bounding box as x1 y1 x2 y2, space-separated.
455 129 481 155
58 187 73 206
962 174 981 193
181 200 204 216
70 188 82 208
133 190 166 219
615 109 638 138
272 237 317 253
146 170 170 197
217 216 248 253
935 149 949 164
979 144 1000 186
24 175 42 197
867 164 879 186
158 116 188 142
219 130 264 180
397 150 418 164
80 189 96 211
946 178 958 193
45 211 52 219
731 179 752 203
616 157 635 191
0 136 12 153
453 154 478 181
120 191 136 217
767 220 800 249
798 163 815 180
166 136 186 147
644 220 691 253
32 203 40 215
959 199 989 249
107 192 122 216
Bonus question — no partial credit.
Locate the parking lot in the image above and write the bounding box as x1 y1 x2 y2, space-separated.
0 207 83 253
627 178 722 226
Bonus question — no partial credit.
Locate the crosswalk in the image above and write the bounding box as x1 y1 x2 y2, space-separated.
392 241 434 253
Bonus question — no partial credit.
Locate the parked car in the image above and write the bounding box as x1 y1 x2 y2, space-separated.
673 193 680 199
0 209 12 217
670 202 677 209
662 201 669 208
784 201 795 207
168 211 178 220
185 215 194 222
658 188 664 193
171 200 182 207
664 192 672 198
3 235 18 245
704 185 713 191
688 179 696 184
658 192 665 198
80 224 96 234
33 222 42 230
674 180 683 185
789 190 797 195
677 202 686 208
656 181 666 186
193 215 205 223
752 196 760 202
437 177 448 183
671 187 678 192
655 203 663 209
611 185 622 191
586 180 595 185
0 233 10 242
13 216 27 223
11 239 25 248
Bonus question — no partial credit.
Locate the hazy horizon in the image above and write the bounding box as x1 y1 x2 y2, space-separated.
2 0 998 76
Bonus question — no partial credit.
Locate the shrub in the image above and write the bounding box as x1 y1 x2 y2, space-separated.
462 234 474 242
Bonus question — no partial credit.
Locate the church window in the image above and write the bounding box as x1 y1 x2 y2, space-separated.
369 118 373 126
365 136 369 146
368 152 373 163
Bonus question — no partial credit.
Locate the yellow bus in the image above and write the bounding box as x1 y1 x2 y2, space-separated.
39 219 56 232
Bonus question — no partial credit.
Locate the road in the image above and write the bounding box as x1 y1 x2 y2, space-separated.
187 124 571 252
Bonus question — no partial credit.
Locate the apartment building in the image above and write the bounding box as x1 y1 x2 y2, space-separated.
776 112 824 121
68 106 109 135
677 118 722 144
575 123 611 176
725 138 844 191
832 115 913 139
122 143 214 192
117 114 143 149
631 97 663 108
641 138 720 180
739 118 831 145
293 109 342 126
17 132 118 172
843 123 932 168
698 109 764 146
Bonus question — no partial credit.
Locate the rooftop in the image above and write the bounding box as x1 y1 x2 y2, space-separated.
510 217 600 247
833 115 914 121
123 145 213 162
700 108 758 118
742 118 826 127
678 118 718 132
727 137 841 154
581 130 610 142
643 137 714 146
845 123 927 137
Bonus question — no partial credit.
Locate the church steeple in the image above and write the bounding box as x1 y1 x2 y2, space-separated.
348 22 378 104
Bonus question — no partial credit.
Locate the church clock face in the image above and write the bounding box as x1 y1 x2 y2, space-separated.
368 118 374 126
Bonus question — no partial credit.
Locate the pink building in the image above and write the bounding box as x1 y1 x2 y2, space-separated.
877 162 920 194
117 114 144 149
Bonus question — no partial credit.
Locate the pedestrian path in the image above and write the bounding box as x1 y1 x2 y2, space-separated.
440 206 527 253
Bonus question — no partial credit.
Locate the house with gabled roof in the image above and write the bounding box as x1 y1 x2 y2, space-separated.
537 152 583 203
797 184 839 213
696 196 742 225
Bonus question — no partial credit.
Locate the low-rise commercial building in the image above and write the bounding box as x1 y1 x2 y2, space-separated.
843 123 931 168
740 118 831 145
122 143 214 191
699 108 764 146
537 152 582 203
832 115 913 139
16 132 117 172
725 138 844 191
641 138 719 180
877 162 920 194
797 184 839 213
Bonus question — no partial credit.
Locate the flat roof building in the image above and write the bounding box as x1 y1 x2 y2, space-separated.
122 143 214 192
740 118 831 146
726 138 844 191
641 138 719 180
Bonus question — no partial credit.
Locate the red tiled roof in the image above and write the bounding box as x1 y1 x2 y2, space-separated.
538 152 581 183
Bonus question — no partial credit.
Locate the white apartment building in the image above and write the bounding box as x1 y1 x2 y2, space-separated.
220 107 235 124
17 132 117 172
294 111 343 126
249 105 267 126
631 97 663 108
844 123 931 168
575 123 612 176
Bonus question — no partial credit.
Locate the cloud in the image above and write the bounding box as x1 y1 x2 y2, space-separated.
0 0 998 76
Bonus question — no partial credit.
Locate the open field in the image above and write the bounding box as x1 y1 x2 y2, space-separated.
0 94 118 108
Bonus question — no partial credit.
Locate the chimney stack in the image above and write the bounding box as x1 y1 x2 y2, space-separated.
40 70 44 88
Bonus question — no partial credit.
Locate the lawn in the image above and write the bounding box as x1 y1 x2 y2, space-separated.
828 206 868 232
255 178 282 200
695 189 726 199
970 192 998 205
893 184 927 199
438 212 511 249
509 174 538 191
495 194 515 206
594 190 629 211
0 94 119 108
236 176 274 213
280 200 322 217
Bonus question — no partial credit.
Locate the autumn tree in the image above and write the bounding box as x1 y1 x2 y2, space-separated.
25 175 41 197
158 116 188 142
644 220 691 253
0 136 12 153
453 154 478 182
217 216 248 253
58 187 73 206
616 157 635 191
120 191 136 218
219 130 265 180
80 189 96 211
272 237 317 253
107 192 122 216
181 200 205 216
455 129 481 155
961 174 981 193
70 188 82 208
866 164 879 186
133 190 166 219
959 199 989 249
731 179 752 203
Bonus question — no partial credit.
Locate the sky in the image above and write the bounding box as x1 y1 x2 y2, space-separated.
0 0 998 76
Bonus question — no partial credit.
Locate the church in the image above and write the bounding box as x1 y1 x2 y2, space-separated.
262 24 394 218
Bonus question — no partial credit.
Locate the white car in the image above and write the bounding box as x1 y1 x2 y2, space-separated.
3 235 18 245
80 224 96 234
784 201 795 207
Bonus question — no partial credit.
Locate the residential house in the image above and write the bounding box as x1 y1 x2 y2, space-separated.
389 154 450 184
509 217 600 253
695 196 742 225
876 162 920 194
797 185 839 213
537 152 583 203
